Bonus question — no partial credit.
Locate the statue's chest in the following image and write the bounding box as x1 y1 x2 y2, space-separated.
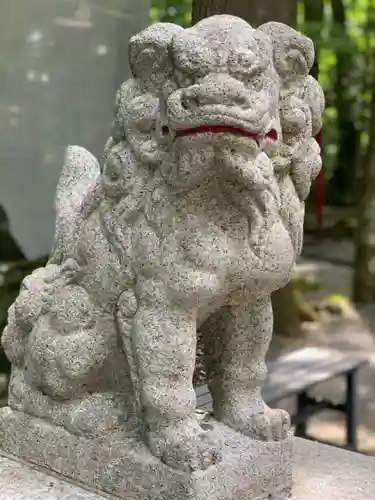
174 212 294 294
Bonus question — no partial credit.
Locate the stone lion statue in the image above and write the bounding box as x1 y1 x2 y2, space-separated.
1 15 323 478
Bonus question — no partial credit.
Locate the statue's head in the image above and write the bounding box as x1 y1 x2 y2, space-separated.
163 16 278 141
119 16 280 191
103 15 324 257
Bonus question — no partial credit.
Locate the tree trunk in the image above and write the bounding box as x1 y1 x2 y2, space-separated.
303 0 324 236
192 0 296 27
353 74 375 302
327 0 359 206
303 0 323 80
353 1 375 203
191 0 302 337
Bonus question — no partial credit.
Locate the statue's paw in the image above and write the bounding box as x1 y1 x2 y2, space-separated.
244 407 291 441
222 406 291 442
148 422 221 473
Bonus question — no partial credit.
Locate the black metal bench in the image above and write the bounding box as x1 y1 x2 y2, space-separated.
195 346 368 450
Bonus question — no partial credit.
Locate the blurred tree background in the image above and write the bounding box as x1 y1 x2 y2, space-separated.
3 0 375 367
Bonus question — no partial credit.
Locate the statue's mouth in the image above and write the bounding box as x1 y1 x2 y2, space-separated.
173 125 278 145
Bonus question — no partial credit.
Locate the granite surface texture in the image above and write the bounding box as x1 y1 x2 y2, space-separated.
0 407 293 500
0 439 374 499
292 438 375 499
0 14 324 500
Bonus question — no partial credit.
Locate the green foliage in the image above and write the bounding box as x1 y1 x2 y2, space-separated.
293 275 321 293
327 293 348 303
150 0 192 26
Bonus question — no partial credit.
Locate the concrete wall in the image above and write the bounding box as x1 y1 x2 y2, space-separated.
0 0 149 259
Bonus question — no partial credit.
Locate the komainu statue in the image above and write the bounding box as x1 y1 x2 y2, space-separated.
0 15 324 500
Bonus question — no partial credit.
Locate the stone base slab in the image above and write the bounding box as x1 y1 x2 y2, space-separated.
1 438 374 500
0 407 292 500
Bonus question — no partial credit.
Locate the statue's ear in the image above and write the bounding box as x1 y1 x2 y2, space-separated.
128 23 183 92
258 22 314 80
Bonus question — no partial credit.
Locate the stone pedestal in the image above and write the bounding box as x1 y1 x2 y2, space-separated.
0 438 374 500
0 407 292 500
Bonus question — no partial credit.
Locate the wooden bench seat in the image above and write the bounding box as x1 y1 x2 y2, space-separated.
195 346 368 450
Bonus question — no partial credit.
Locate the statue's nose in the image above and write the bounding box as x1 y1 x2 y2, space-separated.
181 75 250 109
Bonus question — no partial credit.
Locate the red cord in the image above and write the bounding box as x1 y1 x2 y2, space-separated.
175 124 278 142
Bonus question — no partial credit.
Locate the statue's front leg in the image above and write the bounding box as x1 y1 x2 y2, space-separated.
127 279 220 472
202 296 290 441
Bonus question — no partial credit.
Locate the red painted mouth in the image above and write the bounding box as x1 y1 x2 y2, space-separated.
174 125 278 143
